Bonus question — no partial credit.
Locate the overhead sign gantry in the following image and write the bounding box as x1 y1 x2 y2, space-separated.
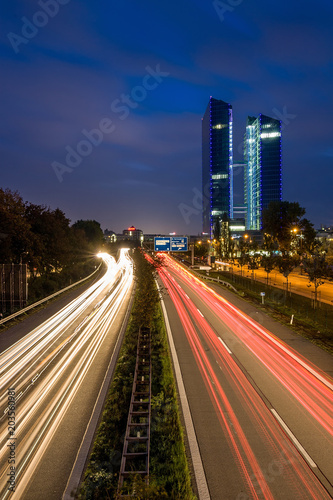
154 236 188 252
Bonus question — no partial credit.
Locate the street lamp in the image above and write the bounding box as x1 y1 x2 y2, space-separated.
290 228 298 253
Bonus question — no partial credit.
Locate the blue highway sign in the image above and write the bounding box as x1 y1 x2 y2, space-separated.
154 237 171 251
171 237 188 252
154 236 188 252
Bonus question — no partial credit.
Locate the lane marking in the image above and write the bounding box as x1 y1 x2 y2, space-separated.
218 337 232 354
224 303 333 392
197 309 204 318
156 280 211 500
270 409 317 468
185 262 333 392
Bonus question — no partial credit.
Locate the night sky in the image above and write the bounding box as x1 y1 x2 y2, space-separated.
1 0 332 235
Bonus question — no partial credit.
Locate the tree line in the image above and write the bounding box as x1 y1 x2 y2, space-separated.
205 201 333 306
0 188 106 301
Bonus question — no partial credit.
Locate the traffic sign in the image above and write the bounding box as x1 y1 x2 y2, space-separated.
171 237 188 252
154 237 171 251
154 236 188 252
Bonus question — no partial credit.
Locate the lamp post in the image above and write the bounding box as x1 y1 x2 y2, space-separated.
191 244 194 266
291 227 304 274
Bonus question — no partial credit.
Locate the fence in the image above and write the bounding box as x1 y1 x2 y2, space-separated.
206 270 333 333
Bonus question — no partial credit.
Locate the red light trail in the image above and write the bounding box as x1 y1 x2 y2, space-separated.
157 254 333 499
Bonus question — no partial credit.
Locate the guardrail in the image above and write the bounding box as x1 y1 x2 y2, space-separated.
0 263 102 326
192 270 239 294
171 255 239 294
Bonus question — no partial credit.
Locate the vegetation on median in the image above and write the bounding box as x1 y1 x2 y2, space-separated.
77 249 196 499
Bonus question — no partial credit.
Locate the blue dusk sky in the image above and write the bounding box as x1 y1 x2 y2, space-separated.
1 0 332 234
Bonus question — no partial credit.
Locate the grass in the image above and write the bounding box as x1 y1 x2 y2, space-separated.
77 250 196 499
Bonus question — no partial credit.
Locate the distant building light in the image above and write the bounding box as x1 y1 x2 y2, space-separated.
212 174 228 179
260 132 281 139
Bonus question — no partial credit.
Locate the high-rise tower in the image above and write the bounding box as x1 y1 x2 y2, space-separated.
244 114 282 230
202 97 233 237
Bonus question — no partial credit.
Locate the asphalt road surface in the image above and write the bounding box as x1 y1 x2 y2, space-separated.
158 255 333 500
0 250 134 499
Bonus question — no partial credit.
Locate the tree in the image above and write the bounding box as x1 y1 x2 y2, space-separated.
229 237 236 263
262 201 315 254
0 188 32 263
72 219 104 252
261 233 278 284
246 240 260 279
238 239 249 276
276 254 298 296
303 252 330 308
322 239 333 278
261 254 277 285
25 204 72 275
194 242 208 260
300 219 317 254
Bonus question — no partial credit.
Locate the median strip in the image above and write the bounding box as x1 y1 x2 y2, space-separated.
77 250 197 499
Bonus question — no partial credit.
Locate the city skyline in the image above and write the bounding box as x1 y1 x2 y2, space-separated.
244 113 282 231
202 97 233 237
1 1 332 234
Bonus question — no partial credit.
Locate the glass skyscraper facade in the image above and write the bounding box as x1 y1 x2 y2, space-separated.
202 97 233 237
244 114 282 230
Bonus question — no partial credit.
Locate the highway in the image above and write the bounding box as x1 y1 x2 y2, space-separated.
158 255 333 500
0 250 133 499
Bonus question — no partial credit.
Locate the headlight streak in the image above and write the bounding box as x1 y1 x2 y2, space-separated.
0 254 123 399
0 256 118 383
7 276 131 498
0 249 133 497
0 277 125 449
158 256 332 499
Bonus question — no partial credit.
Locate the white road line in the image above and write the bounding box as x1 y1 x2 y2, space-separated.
156 281 211 500
218 337 232 354
185 294 189 299
270 409 317 468
197 309 204 318
226 303 333 392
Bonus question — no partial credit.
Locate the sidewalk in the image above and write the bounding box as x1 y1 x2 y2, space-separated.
230 265 333 306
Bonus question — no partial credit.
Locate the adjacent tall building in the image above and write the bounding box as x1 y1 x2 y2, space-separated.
244 114 282 230
202 98 282 236
202 97 233 237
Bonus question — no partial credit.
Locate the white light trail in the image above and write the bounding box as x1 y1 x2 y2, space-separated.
0 249 133 497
